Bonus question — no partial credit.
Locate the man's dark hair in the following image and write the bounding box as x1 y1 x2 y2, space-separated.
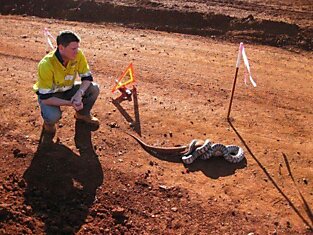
56 30 80 47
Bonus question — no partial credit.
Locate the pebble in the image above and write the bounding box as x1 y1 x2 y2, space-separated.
286 221 291 228
108 122 119 128
111 207 125 217
159 185 168 190
171 207 178 212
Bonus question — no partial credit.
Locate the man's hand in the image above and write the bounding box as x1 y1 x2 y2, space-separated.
72 99 83 111
71 91 84 111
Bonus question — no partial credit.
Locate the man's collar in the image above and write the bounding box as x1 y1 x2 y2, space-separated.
55 48 64 65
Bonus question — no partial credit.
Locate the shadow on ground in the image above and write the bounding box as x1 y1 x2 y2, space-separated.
138 148 247 179
23 121 103 234
186 157 247 179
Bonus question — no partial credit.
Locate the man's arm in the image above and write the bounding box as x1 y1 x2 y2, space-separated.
71 80 91 103
41 96 83 111
72 50 94 104
41 97 72 106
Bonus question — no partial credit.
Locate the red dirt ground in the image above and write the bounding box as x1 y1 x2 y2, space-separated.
0 1 312 234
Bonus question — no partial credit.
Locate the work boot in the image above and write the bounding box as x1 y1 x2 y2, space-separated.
41 123 56 145
74 113 100 126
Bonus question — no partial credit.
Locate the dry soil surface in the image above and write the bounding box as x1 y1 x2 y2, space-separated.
0 0 312 234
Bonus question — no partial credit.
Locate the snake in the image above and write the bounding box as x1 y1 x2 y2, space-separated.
126 132 204 156
127 132 245 164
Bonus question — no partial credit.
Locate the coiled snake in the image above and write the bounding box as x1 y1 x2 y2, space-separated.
127 133 245 164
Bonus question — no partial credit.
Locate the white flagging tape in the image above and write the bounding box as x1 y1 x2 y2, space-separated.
44 28 55 51
236 42 257 87
241 45 257 87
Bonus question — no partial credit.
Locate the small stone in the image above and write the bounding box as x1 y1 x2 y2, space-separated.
159 185 168 190
108 122 119 128
286 221 291 228
111 207 125 217
12 148 20 156
171 207 178 212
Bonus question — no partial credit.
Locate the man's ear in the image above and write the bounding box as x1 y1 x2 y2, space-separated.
58 44 65 51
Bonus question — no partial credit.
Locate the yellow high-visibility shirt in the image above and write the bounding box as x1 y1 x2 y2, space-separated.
33 49 92 99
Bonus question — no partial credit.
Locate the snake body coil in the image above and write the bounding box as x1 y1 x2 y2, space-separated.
182 141 245 164
127 133 245 164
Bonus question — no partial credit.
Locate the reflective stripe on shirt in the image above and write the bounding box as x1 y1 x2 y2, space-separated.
38 85 73 95
79 71 92 78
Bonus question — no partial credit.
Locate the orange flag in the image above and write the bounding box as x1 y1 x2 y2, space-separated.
112 63 135 92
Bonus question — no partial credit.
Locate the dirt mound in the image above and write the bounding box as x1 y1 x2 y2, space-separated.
1 0 312 50
0 1 312 234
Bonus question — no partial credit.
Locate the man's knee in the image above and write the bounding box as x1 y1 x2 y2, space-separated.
42 110 62 124
87 82 100 98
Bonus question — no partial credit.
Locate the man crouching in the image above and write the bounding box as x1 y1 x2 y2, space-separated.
33 30 100 144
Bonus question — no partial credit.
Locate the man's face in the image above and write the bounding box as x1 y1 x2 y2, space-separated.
59 41 79 61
